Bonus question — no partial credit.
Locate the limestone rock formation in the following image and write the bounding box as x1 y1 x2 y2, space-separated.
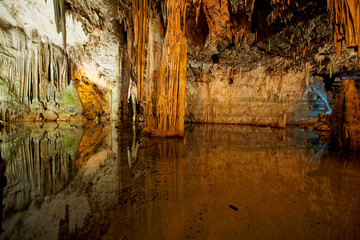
0 0 120 122
142 1 188 137
330 79 360 151
0 0 360 138
327 0 360 67
73 71 110 121
58 82 85 121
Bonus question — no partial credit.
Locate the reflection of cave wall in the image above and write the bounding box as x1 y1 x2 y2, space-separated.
66 124 360 239
0 122 118 239
181 125 360 239
0 123 82 215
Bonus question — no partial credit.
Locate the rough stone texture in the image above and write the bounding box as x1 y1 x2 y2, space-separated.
186 64 303 126
0 0 121 122
182 0 360 127
59 82 84 116
143 1 188 137
73 71 110 120
185 13 336 126
1 0 360 132
327 0 360 67
330 79 360 151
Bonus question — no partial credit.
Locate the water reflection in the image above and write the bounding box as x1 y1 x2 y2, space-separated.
0 122 116 239
0 123 359 239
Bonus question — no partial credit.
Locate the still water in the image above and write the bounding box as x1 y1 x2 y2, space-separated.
0 122 359 240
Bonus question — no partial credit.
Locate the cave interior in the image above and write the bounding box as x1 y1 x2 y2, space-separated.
0 0 360 239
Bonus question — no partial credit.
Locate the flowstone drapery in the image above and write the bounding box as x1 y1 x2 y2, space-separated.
142 1 188 137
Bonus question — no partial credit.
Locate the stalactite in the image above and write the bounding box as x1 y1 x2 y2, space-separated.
143 0 188 137
327 0 360 67
119 47 132 122
305 62 310 89
0 33 70 121
53 0 67 49
132 0 147 102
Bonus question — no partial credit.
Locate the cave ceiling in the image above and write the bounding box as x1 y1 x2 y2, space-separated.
63 0 359 71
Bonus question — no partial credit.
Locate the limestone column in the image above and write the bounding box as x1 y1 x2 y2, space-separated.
143 0 188 137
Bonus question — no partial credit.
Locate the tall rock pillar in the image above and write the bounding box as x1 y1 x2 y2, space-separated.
143 1 188 137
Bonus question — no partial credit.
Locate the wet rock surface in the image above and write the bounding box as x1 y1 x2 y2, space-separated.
330 79 360 151
0 123 360 239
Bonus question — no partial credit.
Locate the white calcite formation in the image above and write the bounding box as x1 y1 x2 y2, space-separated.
0 0 119 122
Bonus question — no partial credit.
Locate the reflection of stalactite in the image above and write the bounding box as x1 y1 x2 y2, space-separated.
142 138 185 238
1 124 75 214
58 204 69 240
143 1 188 137
0 158 7 235
116 126 185 238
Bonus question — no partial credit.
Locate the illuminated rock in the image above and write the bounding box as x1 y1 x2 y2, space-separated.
142 1 188 137
327 0 360 67
58 82 85 121
73 72 110 121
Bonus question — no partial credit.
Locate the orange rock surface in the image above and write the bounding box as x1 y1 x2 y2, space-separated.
73 70 110 120
142 1 188 137
327 0 360 67
132 0 147 102
330 79 360 150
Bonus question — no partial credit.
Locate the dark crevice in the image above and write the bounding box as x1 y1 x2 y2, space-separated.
211 54 220 63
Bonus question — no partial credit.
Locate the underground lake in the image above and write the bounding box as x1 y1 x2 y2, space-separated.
0 122 359 239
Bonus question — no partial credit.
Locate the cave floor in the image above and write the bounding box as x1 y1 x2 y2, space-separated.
0 122 360 239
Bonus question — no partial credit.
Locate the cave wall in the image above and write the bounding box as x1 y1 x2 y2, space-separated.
184 1 329 126
0 0 121 122
0 0 359 134
184 0 359 126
